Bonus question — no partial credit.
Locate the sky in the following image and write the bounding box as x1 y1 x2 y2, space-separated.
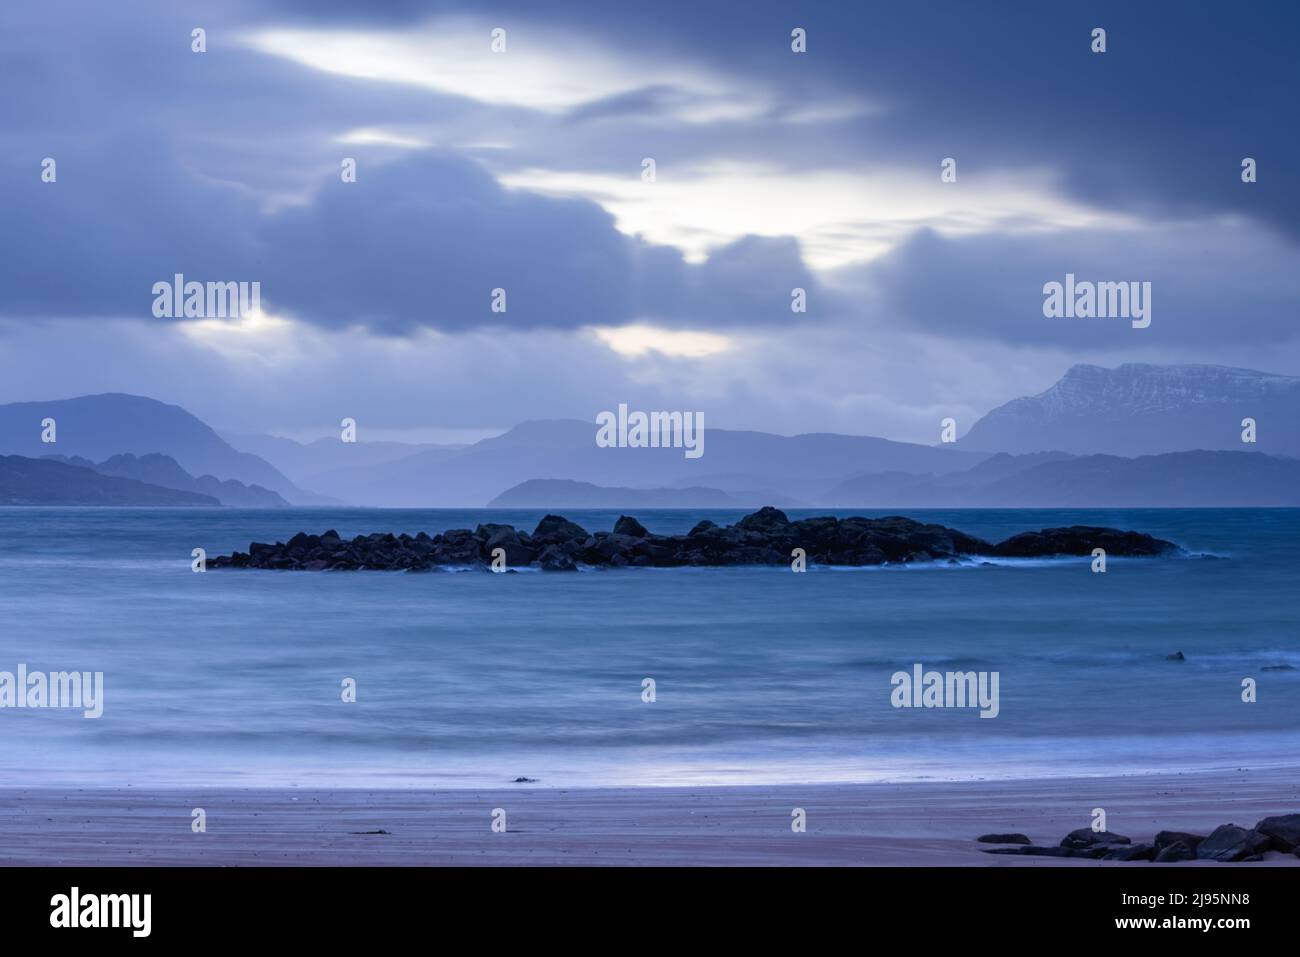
2 0 1298 444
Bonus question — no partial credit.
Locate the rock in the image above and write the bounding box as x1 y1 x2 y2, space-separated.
994 526 1177 558
1167 651 1185 661
1022 846 1088 857
536 545 577 571
512 776 537 783
1061 828 1131 849
1252 814 1300 851
1194 824 1273 861
612 515 649 538
1154 830 1206 853
531 514 589 544
1104 843 1155 861
478 524 519 549
982 846 1078 857
736 506 790 532
977 833 1031 844
1154 841 1196 862
208 508 1181 572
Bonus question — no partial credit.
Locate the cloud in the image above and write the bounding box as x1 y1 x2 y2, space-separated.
869 223 1300 349
592 325 733 358
244 19 780 122
501 162 1136 269
3 0 1300 444
0 138 823 334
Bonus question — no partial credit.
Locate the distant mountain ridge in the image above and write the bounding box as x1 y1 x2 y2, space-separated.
963 364 1300 457
825 449 1300 506
9 367 1300 508
297 418 987 506
47 453 289 507
0 455 218 505
219 431 459 490
0 394 325 503
488 479 798 508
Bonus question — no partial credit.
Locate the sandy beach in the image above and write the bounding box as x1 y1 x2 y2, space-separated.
1 766 1297 866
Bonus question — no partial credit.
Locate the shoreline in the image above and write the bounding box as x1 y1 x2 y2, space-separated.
3 766 1297 866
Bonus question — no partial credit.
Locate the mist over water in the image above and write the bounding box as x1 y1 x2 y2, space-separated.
1 507 1296 788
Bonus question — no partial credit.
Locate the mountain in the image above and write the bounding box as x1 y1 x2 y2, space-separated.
825 450 1300 506
488 479 798 508
91 453 289 507
974 450 1300 506
962 364 1300 457
220 431 459 492
0 455 218 505
0 394 324 503
315 419 988 506
824 452 1075 504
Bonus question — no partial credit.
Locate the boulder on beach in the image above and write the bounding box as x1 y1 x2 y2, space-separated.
1154 841 1196 863
1061 828 1130 849
1254 814 1300 851
1195 824 1273 861
1154 830 1205 853
1103 843 1155 861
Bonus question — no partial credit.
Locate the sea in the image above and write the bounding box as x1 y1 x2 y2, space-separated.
0 507 1296 788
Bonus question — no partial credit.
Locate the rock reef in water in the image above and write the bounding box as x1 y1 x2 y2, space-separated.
206 506 1180 572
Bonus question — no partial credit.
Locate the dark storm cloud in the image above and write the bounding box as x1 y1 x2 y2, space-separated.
1 0 1296 347
870 226 1300 350
0 138 822 331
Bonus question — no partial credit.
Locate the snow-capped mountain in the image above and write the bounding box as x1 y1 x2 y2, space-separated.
961 363 1300 457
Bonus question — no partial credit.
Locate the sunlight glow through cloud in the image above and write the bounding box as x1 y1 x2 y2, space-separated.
592 324 733 358
245 21 778 122
502 163 1142 269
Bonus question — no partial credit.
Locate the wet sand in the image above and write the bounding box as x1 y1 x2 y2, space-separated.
1 766 1297 866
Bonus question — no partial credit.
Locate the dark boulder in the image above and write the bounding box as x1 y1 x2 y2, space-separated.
982 846 1079 857
1195 824 1273 861
1061 828 1131 849
612 515 649 538
735 506 790 533
536 545 577 571
1154 841 1196 862
1154 830 1205 853
1104 843 1155 861
531 514 589 544
994 526 1177 558
1253 814 1300 851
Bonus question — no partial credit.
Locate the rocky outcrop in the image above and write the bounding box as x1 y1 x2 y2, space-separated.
208 506 1180 572
980 818 1293 862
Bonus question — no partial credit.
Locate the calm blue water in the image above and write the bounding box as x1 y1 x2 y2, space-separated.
0 507 1296 788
